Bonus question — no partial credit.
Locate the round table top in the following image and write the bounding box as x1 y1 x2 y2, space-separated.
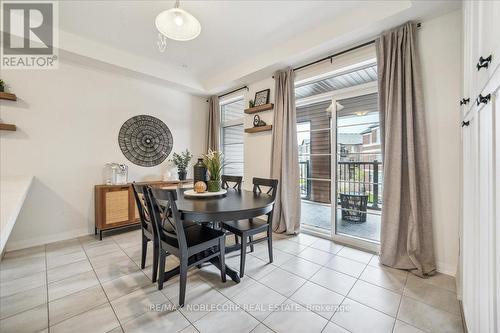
174 188 274 222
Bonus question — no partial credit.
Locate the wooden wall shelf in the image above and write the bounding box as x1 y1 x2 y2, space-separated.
244 103 274 114
0 92 17 101
0 123 16 131
245 125 272 133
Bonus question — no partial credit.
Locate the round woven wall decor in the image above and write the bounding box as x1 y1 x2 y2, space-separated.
118 115 173 167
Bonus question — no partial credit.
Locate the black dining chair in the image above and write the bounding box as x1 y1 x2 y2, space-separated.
221 177 278 278
145 187 227 307
131 183 160 282
221 175 243 245
221 175 242 190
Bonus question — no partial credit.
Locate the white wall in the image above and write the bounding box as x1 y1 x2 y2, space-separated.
419 10 462 275
0 55 207 251
241 10 462 275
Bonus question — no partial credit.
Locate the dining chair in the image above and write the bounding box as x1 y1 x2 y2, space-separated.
131 183 160 282
145 187 227 307
221 175 243 245
221 177 278 278
221 175 242 190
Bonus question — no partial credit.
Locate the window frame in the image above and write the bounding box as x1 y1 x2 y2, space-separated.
219 95 245 177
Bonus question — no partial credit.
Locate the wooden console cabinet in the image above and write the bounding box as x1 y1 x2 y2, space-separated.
94 180 191 239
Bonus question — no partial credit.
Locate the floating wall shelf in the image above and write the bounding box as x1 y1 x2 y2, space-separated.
0 123 17 131
244 103 274 114
0 92 17 101
245 125 272 133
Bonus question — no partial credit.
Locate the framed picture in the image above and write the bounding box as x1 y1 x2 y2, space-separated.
254 89 270 106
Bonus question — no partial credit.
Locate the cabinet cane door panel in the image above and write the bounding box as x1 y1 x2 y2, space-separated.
104 189 130 225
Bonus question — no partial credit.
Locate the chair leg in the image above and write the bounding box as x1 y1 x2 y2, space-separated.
219 238 226 282
249 235 254 253
267 226 273 263
152 241 159 283
179 257 188 307
240 234 247 278
141 236 147 269
157 252 166 290
234 234 239 245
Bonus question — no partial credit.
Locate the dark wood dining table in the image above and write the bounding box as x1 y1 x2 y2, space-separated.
159 188 275 283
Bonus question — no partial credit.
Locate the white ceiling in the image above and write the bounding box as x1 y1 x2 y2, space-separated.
57 0 460 95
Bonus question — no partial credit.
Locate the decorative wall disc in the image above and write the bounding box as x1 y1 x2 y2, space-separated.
118 115 173 167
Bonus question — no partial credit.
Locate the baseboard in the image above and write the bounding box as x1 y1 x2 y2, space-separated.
5 228 90 252
436 260 457 276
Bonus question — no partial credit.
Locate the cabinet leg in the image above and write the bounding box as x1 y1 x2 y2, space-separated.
94 227 97 235
99 230 103 241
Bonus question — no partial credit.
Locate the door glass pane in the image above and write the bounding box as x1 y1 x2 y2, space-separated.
297 101 332 232
335 93 382 243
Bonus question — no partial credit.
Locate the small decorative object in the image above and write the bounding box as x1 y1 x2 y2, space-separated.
118 115 173 167
248 100 255 108
254 89 270 106
194 181 207 193
171 149 193 180
183 188 227 197
253 114 267 127
202 149 225 192
163 170 173 181
0 79 5 92
193 158 207 184
104 163 128 185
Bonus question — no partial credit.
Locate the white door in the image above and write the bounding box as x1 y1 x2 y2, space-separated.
477 97 495 333
461 110 479 333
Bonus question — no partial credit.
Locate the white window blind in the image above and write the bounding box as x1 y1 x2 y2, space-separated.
220 97 244 177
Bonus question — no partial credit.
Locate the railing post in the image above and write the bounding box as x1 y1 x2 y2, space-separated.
372 160 379 209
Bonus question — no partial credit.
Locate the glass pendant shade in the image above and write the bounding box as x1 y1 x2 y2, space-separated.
155 8 201 41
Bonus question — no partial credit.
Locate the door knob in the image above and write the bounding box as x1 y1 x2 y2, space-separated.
476 93 491 105
477 55 492 71
460 98 470 105
461 121 470 127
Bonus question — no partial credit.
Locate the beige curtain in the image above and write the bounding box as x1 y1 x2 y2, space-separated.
376 22 436 276
207 95 220 152
271 68 301 234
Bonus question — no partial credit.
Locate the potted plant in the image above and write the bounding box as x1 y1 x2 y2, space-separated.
202 149 225 192
171 149 193 181
0 79 5 93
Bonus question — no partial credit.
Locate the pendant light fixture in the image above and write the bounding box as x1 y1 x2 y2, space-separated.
155 0 201 52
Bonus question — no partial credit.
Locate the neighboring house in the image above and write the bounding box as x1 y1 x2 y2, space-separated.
360 124 382 162
337 133 362 162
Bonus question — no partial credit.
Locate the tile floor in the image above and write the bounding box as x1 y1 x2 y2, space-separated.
0 229 464 333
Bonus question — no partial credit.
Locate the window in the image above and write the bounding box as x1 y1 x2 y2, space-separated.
220 97 244 177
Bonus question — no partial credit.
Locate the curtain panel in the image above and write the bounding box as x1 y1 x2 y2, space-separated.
207 95 220 152
376 22 436 276
271 68 301 234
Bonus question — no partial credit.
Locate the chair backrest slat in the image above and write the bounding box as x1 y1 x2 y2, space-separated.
131 183 153 232
144 187 188 252
252 177 278 201
221 175 242 190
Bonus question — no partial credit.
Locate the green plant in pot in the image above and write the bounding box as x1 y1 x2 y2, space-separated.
202 149 225 192
171 150 193 181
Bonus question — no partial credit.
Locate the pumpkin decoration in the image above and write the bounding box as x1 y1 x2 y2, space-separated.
194 181 207 193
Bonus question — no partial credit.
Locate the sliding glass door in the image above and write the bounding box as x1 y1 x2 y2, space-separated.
297 102 333 233
334 93 382 246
